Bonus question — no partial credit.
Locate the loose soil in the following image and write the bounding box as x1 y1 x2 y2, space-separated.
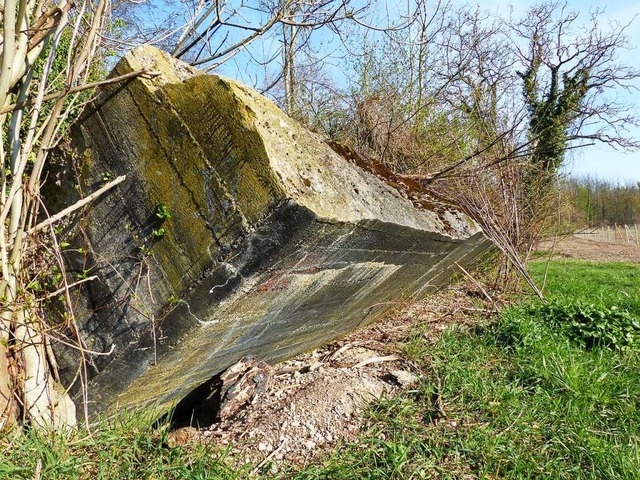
537 235 640 263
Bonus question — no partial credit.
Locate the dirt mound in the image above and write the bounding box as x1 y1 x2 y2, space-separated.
166 286 486 470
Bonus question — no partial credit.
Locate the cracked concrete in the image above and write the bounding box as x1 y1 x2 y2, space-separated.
48 45 490 418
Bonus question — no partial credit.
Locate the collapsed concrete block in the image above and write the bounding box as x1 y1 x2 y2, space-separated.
52 45 489 417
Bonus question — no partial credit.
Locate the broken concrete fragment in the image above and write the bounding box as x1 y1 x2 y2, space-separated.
51 45 490 418
217 357 273 421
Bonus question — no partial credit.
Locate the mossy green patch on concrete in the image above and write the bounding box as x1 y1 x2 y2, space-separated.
160 75 286 229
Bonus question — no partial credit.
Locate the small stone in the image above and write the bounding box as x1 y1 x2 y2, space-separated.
389 370 419 387
166 427 197 448
309 361 322 372
304 440 316 449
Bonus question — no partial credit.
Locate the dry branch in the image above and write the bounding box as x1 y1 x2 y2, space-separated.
29 175 126 235
0 70 160 115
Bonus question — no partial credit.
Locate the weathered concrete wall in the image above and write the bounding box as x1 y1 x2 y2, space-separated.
52 45 490 417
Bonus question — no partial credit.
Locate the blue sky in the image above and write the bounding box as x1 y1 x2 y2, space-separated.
566 0 640 183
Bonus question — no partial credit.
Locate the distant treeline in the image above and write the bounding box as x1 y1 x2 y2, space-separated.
562 176 640 227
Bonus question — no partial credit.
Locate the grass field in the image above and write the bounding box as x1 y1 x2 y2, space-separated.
1 260 639 479
292 260 640 479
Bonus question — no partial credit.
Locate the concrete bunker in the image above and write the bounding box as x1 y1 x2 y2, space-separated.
49 45 490 418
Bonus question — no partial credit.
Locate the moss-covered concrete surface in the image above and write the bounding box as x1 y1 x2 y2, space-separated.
51 45 490 417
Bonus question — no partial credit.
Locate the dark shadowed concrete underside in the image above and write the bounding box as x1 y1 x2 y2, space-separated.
50 46 490 418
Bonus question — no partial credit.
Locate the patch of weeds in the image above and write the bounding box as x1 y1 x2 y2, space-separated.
154 203 172 221
152 227 167 238
526 261 640 351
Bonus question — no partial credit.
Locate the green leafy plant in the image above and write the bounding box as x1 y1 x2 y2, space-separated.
154 203 172 221
530 300 640 351
77 269 93 280
46 266 63 290
152 227 166 238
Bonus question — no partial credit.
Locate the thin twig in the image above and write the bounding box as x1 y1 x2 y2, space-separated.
0 70 160 115
353 355 398 368
33 459 42 480
496 409 524 437
251 439 288 475
28 175 126 234
43 275 98 300
455 262 495 308
327 342 358 362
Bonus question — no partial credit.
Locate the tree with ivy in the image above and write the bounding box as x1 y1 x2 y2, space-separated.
514 2 639 183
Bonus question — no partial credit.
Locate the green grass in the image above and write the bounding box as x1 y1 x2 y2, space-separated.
0 412 245 479
2 260 638 479
527 261 640 351
288 260 640 479
530 260 640 307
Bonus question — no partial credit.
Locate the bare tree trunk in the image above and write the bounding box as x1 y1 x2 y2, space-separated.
0 0 109 431
0 335 16 429
283 8 299 117
15 308 77 428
